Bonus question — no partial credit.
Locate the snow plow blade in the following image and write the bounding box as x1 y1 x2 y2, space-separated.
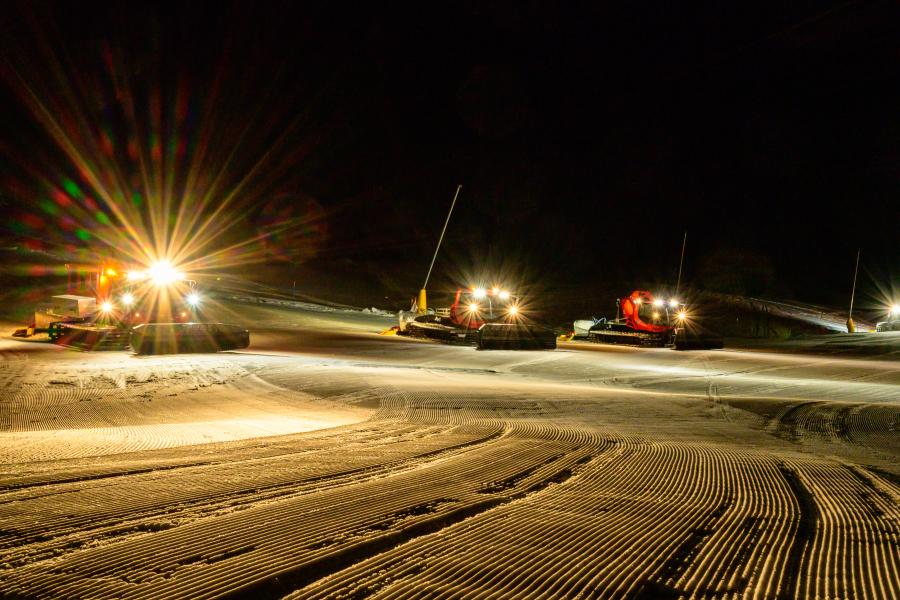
672 327 724 351
131 323 250 355
48 322 131 351
477 323 557 350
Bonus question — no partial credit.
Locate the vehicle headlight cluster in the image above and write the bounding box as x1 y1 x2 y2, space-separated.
650 297 680 308
471 286 513 299
127 261 185 286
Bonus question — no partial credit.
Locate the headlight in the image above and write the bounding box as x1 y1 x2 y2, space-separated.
669 299 679 308
467 302 480 313
891 304 900 317
499 290 511 300
122 293 134 306
508 305 519 316
653 299 664 307
473 288 487 299
100 301 113 312
677 310 687 321
187 293 200 306
148 261 185 286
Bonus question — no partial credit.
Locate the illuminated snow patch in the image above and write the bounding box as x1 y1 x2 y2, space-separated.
0 415 363 463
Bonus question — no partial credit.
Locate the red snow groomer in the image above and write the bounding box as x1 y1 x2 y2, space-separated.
399 286 556 350
587 290 723 350
23 260 249 353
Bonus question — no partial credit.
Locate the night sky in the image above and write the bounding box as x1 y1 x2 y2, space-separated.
1 1 898 316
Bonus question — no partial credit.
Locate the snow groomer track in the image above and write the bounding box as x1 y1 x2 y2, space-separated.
0 305 898 599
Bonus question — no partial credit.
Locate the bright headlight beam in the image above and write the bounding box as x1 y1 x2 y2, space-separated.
122 293 134 306
499 291 510 300
100 301 113 312
467 302 480 313
891 304 900 317
508 305 519 316
148 261 184 286
669 299 679 308
187 293 200 306
473 288 487 299
653 299 664 307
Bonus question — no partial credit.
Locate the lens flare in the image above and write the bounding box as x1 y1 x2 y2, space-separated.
148 261 184 286
1 21 332 290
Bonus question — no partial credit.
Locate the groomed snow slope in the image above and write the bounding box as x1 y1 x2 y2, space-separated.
0 302 897 599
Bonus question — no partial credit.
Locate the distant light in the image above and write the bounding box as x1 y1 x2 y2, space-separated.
677 310 687 321
122 293 134 306
508 305 519 316
653 299 664 307
148 261 184 286
181 311 187 318
491 287 500 295
467 302 480 313
669 299 679 308
473 288 487 299
891 304 900 317
499 290 511 300
652 312 660 320
134 313 140 317
100 301 113 312
187 293 200 306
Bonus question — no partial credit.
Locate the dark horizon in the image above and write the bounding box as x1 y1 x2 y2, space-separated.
1 1 897 316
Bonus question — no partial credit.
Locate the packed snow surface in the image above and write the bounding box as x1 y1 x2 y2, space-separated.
0 302 897 599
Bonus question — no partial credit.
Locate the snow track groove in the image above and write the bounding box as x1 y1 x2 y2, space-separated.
1 333 898 599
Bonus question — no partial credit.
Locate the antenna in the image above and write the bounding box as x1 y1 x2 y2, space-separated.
847 248 860 333
848 248 860 318
675 231 687 297
423 184 462 289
